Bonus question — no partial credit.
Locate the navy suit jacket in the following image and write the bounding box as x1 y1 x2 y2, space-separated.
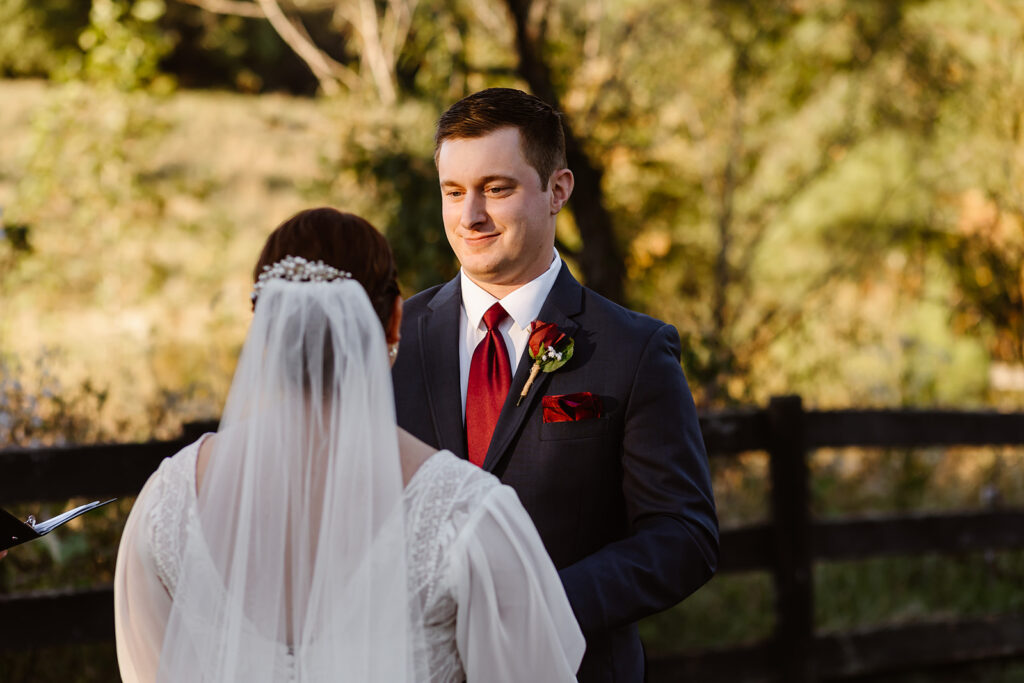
392 264 719 682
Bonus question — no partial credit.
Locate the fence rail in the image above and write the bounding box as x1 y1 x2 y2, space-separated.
3 399 1024 680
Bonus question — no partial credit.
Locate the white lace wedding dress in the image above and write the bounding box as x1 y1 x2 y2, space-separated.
115 436 584 682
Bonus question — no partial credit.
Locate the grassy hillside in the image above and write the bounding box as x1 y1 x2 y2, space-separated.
1 79 344 435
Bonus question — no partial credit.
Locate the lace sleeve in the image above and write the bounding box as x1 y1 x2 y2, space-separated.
114 471 173 683
450 485 585 682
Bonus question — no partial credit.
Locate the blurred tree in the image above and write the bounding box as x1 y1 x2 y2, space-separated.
0 0 171 88
0 0 90 78
157 2 321 93
307 96 460 294
926 0 1024 369
169 0 630 300
501 0 626 302
535 0 982 405
3 0 1021 412
77 0 173 90
173 0 416 101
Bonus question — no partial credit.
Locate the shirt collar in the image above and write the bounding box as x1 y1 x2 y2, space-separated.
460 250 562 331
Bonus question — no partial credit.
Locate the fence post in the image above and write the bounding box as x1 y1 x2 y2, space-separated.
768 395 814 682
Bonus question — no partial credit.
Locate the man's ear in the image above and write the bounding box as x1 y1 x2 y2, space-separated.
549 169 574 214
386 295 403 345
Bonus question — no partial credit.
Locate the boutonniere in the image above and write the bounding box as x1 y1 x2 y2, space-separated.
516 321 574 406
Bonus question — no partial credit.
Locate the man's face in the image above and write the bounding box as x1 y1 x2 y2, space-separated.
437 127 571 295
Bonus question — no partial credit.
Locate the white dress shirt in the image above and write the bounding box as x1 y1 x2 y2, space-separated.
458 251 562 419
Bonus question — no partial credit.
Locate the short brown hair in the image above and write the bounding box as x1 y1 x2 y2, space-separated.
434 88 567 190
254 208 400 330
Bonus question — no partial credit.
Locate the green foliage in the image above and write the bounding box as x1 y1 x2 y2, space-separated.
0 347 193 448
7 0 1018 408
157 3 320 94
5 80 176 332
816 551 1024 632
0 0 172 90
76 0 173 91
0 351 111 447
640 572 775 653
0 79 375 428
0 0 89 78
708 453 770 527
311 97 459 293
485 0 1019 410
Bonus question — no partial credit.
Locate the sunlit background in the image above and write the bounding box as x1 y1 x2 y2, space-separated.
1 0 1023 680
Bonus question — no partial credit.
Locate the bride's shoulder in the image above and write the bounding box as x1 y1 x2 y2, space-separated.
406 450 498 502
397 427 493 490
421 450 493 480
127 436 203 515
437 452 499 502
148 434 208 485
133 433 212 509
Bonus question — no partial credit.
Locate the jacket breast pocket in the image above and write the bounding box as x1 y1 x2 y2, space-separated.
538 416 610 442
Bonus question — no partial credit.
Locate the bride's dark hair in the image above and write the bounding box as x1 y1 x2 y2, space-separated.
254 208 400 329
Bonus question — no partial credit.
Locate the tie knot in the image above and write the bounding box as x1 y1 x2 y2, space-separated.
482 303 508 330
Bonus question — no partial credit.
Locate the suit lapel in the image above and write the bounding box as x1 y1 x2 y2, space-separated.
482 264 583 472
420 277 467 459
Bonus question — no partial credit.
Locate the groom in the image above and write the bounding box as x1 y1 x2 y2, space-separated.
392 88 718 682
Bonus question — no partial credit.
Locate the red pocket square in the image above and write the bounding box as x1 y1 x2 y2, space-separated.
542 392 603 423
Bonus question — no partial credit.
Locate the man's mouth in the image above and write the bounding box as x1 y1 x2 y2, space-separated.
464 233 499 246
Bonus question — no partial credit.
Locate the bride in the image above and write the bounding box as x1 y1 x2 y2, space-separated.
114 207 584 682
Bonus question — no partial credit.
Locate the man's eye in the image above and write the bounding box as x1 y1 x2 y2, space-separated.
445 190 463 198
487 186 508 195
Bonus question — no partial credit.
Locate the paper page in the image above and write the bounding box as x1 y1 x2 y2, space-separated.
34 499 116 535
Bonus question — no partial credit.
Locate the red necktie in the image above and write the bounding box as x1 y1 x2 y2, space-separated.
466 303 512 467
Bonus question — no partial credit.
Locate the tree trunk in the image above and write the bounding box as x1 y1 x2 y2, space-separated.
503 0 626 303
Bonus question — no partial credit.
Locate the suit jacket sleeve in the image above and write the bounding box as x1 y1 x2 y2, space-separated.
558 323 719 633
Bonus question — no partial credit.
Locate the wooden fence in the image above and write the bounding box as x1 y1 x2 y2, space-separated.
2 397 1024 681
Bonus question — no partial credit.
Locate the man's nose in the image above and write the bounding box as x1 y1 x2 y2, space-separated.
460 192 487 230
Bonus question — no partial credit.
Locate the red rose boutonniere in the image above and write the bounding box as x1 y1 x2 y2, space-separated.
516 321 574 406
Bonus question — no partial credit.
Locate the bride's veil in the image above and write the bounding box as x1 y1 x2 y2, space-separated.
157 276 416 682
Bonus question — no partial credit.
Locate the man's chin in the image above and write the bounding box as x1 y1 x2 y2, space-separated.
458 250 500 273
462 266 501 283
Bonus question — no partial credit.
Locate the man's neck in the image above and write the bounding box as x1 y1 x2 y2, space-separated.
462 253 558 300
465 277 527 300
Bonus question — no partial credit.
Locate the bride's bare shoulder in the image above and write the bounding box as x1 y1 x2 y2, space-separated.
397 428 438 487
196 432 217 493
